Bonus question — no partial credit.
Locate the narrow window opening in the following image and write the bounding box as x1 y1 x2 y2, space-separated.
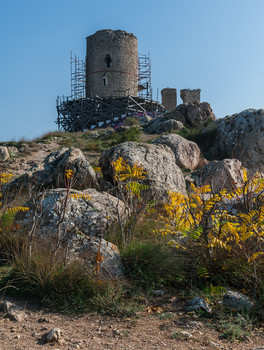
104 54 112 68
103 73 108 86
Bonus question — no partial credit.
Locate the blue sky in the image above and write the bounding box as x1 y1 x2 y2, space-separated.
1 0 264 141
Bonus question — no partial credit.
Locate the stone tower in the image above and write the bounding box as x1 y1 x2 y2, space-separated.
180 89 201 104
161 88 177 110
85 29 138 98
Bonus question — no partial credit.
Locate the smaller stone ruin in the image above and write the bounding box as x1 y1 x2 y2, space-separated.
180 89 201 104
161 88 177 110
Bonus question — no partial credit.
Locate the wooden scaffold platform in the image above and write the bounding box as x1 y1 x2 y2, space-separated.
56 95 164 132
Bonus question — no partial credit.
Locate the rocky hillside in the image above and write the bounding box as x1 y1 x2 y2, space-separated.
1 104 264 349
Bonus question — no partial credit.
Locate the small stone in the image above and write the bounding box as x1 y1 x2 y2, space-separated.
223 290 253 311
208 341 224 349
113 329 121 337
0 300 13 312
186 297 212 313
0 146 10 162
153 290 165 296
7 310 26 322
46 327 62 343
38 317 50 323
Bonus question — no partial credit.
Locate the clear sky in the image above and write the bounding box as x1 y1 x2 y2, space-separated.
1 0 264 141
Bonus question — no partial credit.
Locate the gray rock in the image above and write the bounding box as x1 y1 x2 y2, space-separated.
15 187 126 277
188 159 245 192
144 112 185 134
0 300 26 322
15 188 126 238
0 300 13 312
144 102 215 133
11 147 97 191
67 232 124 277
186 297 212 313
186 101 215 127
157 119 184 133
153 134 201 171
0 146 10 162
7 309 26 322
223 290 253 311
7 146 19 158
99 141 186 199
46 327 62 343
209 109 264 170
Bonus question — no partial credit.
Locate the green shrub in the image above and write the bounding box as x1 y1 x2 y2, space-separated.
112 127 141 144
123 117 140 127
121 241 185 290
177 122 218 159
0 233 140 315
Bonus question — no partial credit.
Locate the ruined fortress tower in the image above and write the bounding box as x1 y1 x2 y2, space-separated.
56 29 162 131
85 30 138 97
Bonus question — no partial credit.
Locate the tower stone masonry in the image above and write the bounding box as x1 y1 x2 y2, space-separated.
180 89 201 104
161 88 177 110
85 29 138 98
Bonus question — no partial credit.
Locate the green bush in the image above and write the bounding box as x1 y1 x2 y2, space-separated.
112 127 141 144
123 117 140 127
0 233 140 315
121 241 185 290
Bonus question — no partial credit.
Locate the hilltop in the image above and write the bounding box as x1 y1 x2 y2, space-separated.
1 105 264 349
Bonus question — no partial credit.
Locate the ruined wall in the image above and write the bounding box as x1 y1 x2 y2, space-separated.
85 30 138 98
161 88 177 110
180 89 201 104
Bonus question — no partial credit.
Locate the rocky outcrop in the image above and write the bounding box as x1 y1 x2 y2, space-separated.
144 102 215 134
187 159 244 192
99 141 186 199
223 290 253 311
143 116 184 134
0 146 10 162
15 188 125 278
15 188 126 237
10 147 97 191
186 102 215 127
186 297 212 313
67 232 124 277
159 119 184 133
153 134 201 171
209 109 264 170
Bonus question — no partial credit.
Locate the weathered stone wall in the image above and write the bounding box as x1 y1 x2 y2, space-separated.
161 88 177 110
85 30 138 98
180 89 201 104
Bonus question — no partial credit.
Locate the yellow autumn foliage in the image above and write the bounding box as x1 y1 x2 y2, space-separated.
159 169 264 265
0 171 29 229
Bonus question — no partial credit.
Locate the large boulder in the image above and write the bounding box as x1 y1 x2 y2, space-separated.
143 116 184 134
15 188 125 278
186 102 215 127
153 134 201 171
159 119 184 133
99 142 186 199
223 290 253 311
10 147 97 191
15 188 126 237
144 102 215 134
187 159 245 192
67 232 124 277
0 146 10 162
209 109 264 170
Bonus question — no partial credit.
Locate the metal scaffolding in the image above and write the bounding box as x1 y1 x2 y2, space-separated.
138 54 152 100
56 95 163 132
71 53 85 99
56 52 160 132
